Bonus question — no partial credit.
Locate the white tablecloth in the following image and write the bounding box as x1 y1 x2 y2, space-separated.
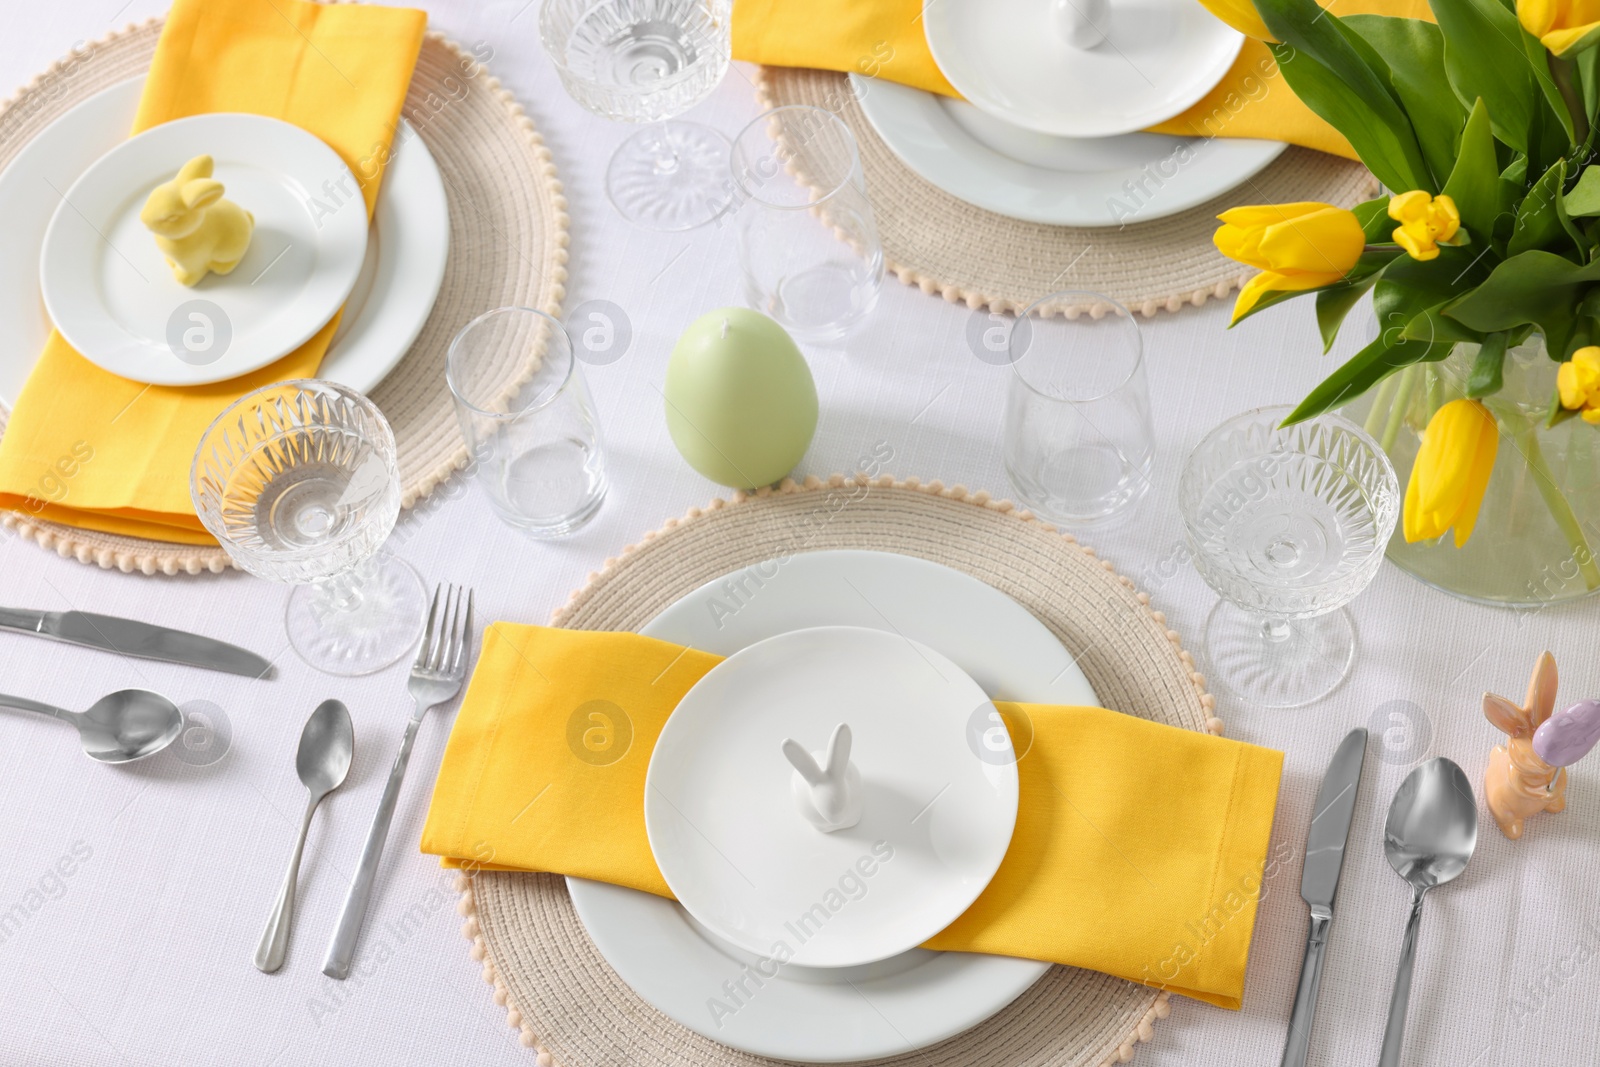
2 3 1596 1064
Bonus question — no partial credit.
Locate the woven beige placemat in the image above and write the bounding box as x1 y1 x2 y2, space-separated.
0 16 568 574
459 475 1225 1067
757 66 1377 318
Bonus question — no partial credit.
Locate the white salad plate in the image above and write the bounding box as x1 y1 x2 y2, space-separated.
0 76 447 404
645 625 1019 969
850 73 1285 227
924 0 1244 138
568 549 1100 1063
40 112 369 385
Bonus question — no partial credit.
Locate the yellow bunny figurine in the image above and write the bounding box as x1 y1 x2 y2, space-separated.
139 155 254 287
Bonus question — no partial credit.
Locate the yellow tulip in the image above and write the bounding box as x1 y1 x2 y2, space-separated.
1387 191 1461 261
1196 0 1276 41
1518 0 1600 57
1404 399 1499 548
1214 202 1366 323
1557 346 1600 424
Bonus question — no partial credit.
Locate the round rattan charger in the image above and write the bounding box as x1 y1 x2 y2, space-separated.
463 475 1225 1067
0 18 568 574
755 66 1377 318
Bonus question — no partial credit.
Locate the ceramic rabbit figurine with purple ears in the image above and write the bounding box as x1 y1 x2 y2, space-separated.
782 723 862 833
1482 652 1600 839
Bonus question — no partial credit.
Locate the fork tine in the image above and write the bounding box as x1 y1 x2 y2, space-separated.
432 585 459 672
439 585 461 671
452 590 475 676
414 584 442 669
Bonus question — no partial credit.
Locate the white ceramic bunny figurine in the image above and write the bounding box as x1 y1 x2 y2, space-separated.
1052 0 1108 49
782 723 862 833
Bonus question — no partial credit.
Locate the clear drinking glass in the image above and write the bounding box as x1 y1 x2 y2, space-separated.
191 380 428 676
1179 406 1400 708
730 105 884 342
1001 292 1153 524
540 0 733 230
447 307 607 538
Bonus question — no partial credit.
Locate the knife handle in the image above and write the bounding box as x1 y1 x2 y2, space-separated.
322 715 422 979
1279 908 1332 1067
0 607 45 634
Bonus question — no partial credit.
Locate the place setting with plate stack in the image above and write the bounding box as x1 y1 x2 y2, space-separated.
4 0 1600 1066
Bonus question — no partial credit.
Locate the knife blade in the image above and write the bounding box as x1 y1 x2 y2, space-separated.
1280 726 1367 1067
0 607 273 678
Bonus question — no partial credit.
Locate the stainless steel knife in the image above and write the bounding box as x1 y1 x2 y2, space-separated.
1280 727 1367 1067
0 607 273 678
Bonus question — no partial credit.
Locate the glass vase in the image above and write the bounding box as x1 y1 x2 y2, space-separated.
1348 336 1600 607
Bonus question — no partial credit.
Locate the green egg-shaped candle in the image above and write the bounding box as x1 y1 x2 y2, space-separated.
664 308 818 489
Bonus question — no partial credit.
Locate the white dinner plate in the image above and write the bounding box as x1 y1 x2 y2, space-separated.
0 76 448 405
850 73 1286 227
924 0 1244 138
40 112 369 385
646 625 1019 969
568 549 1100 1063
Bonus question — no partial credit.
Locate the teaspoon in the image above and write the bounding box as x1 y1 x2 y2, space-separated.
256 699 354 973
1378 757 1478 1067
0 689 183 763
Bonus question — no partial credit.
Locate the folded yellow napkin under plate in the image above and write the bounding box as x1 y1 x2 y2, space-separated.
421 623 1285 1009
0 0 426 543
730 0 1435 160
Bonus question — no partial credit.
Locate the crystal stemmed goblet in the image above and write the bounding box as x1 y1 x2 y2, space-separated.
540 0 733 231
191 380 427 676
1179 406 1400 708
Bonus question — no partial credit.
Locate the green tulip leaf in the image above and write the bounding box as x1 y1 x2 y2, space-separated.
1564 166 1600 217
1428 0 1544 153
1346 16 1467 188
1522 26 1580 144
1316 276 1379 353
1440 98 1501 240
1379 247 1493 324
1577 44 1600 123
1402 300 1486 344
1509 159 1576 257
1495 155 1529 249
1444 249 1600 357
1282 332 1455 425
1466 331 1510 397
1354 195 1394 241
1258 0 1433 191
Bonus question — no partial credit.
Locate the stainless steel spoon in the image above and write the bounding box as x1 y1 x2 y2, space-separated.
0 689 183 763
255 699 354 974
1378 757 1478 1067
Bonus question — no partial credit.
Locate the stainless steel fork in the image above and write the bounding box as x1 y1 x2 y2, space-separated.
322 584 475 980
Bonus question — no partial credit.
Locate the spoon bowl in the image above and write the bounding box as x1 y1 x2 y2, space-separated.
1377 757 1478 1067
0 687 185 764
1384 757 1479 890
297 698 356 796
79 689 186 763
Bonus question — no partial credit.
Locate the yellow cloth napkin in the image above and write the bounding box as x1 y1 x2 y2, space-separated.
730 0 1436 160
421 623 1286 1009
0 0 426 543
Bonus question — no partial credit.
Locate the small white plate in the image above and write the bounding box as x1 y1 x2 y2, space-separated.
646 625 1018 969
570 549 1098 1062
851 73 1285 226
39 112 369 386
0 78 446 406
924 0 1244 138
